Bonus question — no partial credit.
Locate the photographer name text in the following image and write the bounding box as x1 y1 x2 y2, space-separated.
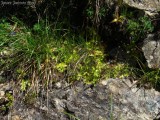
1 1 35 6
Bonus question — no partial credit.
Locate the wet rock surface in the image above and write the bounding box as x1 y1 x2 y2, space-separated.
0 79 160 120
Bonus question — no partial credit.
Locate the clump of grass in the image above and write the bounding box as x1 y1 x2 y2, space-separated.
141 69 160 87
0 17 134 92
136 60 160 88
0 18 62 89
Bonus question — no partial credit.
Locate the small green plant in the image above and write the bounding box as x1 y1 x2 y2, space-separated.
105 63 132 79
130 56 160 87
0 91 14 115
63 111 80 120
5 92 14 108
24 92 37 106
136 61 160 87
141 69 160 85
86 6 94 19
109 93 114 120
114 4 154 43
20 79 31 92
56 63 67 73
126 16 154 43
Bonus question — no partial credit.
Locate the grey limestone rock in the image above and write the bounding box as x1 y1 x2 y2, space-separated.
1 79 160 120
142 33 160 68
123 0 160 17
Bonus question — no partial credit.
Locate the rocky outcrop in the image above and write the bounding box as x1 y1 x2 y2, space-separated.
123 0 160 17
142 33 160 68
0 79 160 120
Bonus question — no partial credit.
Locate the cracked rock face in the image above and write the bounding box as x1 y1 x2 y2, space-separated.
123 0 160 17
142 34 160 68
1 79 160 120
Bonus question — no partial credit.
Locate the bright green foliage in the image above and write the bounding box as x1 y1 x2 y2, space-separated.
20 79 31 92
63 111 80 120
56 63 67 73
69 43 106 84
116 6 154 44
0 92 14 114
5 92 14 108
137 65 160 86
105 63 131 79
126 16 154 43
0 17 133 89
142 70 160 84
86 7 94 19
